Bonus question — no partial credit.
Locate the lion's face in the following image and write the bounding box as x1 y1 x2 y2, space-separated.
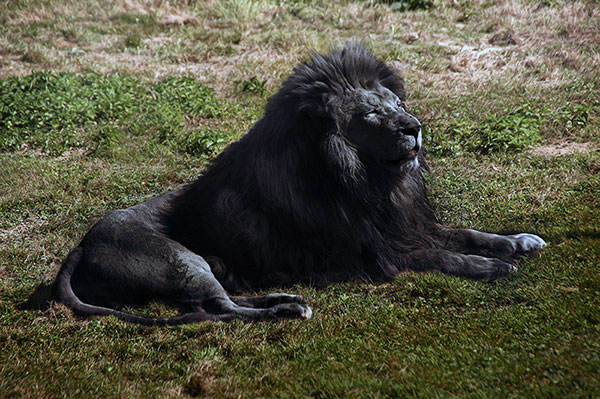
341 86 422 173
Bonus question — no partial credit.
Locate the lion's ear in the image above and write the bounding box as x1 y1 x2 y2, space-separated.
298 92 330 119
298 100 326 118
297 96 341 137
380 74 406 102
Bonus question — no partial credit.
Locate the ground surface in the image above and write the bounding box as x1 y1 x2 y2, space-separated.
1 0 599 397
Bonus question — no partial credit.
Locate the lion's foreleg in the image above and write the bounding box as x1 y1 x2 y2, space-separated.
437 227 546 259
404 249 517 281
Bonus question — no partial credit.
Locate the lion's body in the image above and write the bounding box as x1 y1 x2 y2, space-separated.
53 44 545 325
166 129 434 290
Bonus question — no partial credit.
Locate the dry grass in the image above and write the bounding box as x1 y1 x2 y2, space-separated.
528 141 598 156
2 0 596 99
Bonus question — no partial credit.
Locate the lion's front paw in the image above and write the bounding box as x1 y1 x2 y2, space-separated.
467 255 517 280
509 233 546 254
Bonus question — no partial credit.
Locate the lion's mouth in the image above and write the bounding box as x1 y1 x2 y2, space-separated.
379 150 418 169
380 158 404 168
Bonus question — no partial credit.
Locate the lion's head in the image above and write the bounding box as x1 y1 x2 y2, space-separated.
253 42 424 194
337 86 422 174
274 43 422 182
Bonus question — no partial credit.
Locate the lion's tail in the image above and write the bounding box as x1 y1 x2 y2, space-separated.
52 247 213 326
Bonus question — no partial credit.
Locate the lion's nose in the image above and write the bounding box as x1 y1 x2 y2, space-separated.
401 117 421 139
398 114 421 153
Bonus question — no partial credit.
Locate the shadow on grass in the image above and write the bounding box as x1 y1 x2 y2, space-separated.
20 282 53 311
562 228 600 241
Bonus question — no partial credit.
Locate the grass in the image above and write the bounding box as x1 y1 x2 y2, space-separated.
0 72 233 156
1 0 599 397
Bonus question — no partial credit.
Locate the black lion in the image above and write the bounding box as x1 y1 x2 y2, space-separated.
53 43 545 325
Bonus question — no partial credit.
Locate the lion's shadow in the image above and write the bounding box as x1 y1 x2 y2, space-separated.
20 282 53 311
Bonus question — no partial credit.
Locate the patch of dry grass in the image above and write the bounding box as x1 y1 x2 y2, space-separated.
528 141 598 156
1 0 598 106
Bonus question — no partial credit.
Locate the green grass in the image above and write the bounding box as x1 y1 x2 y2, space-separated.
429 103 543 155
1 0 599 397
0 72 233 157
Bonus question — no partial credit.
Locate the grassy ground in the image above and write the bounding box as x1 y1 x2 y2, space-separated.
1 0 599 397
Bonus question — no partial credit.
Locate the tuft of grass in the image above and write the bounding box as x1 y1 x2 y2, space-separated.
390 0 434 12
114 13 158 27
430 103 542 155
124 32 143 49
179 128 229 158
152 76 228 119
20 49 48 64
235 76 268 95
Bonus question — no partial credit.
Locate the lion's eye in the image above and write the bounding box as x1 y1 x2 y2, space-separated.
364 109 379 118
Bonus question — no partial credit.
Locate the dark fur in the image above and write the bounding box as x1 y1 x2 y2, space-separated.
53 44 545 325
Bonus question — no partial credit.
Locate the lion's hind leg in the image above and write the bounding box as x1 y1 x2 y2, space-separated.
175 252 312 321
206 298 313 321
230 293 312 317
198 295 313 322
